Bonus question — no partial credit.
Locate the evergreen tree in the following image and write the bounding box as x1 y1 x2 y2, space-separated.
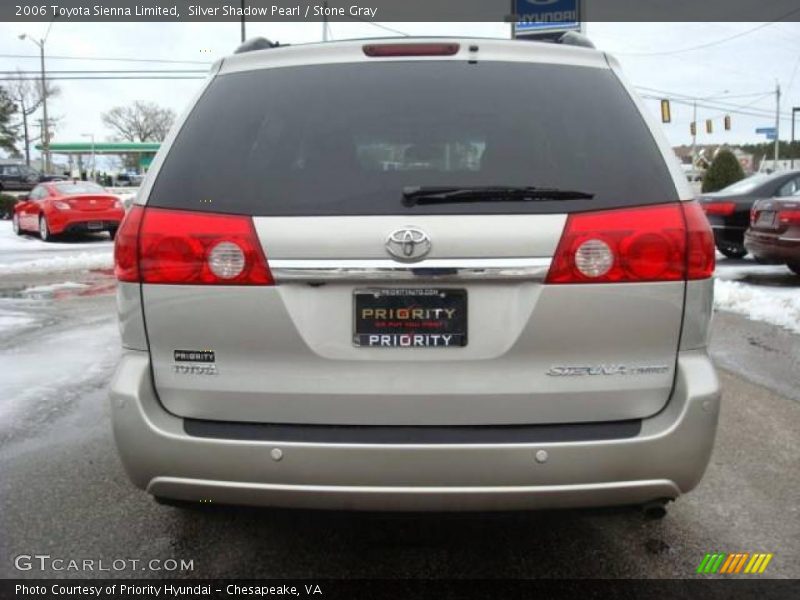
702 149 745 193
0 86 19 156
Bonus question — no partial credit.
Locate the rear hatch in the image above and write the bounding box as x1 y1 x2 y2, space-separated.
136 49 689 426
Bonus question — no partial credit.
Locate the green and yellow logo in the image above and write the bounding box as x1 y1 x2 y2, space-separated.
697 552 773 574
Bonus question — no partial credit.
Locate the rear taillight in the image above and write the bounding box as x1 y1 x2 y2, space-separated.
778 209 800 225
114 205 144 282
113 207 273 285
363 43 459 57
683 201 716 280
701 201 736 216
545 201 714 284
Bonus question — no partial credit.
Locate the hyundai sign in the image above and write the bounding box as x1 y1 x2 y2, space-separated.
513 0 582 37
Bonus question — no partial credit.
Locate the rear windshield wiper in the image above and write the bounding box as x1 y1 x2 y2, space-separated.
402 185 594 207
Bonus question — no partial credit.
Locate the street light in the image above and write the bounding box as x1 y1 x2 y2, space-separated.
19 19 56 174
792 107 799 171
81 133 96 180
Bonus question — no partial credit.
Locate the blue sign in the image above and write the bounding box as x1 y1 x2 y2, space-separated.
756 127 776 135
514 0 581 34
766 133 777 140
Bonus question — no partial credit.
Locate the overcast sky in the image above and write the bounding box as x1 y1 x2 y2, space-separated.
1 20 798 167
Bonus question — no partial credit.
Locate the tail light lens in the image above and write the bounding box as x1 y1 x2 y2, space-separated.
113 207 273 285
546 201 714 284
683 201 716 279
114 205 144 282
778 209 800 225
701 201 736 216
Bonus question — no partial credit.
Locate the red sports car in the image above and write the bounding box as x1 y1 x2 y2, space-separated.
12 180 126 241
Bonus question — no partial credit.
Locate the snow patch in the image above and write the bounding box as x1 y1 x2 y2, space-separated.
0 311 37 334
0 252 113 275
22 281 90 294
714 279 800 334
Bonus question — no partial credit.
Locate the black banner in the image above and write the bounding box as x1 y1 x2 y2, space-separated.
3 0 800 22
2 579 800 600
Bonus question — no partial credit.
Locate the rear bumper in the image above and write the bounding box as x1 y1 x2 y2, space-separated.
744 230 800 263
48 210 123 234
109 350 720 511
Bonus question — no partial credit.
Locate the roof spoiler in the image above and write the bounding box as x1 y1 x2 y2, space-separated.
234 37 282 54
557 31 595 49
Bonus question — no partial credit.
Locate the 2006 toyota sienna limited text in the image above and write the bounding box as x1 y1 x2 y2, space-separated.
109 37 720 514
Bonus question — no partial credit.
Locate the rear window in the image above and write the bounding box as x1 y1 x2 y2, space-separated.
54 181 105 195
149 61 678 216
718 174 771 195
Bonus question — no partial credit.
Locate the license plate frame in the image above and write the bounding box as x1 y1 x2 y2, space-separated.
353 288 467 348
86 221 104 230
755 210 776 228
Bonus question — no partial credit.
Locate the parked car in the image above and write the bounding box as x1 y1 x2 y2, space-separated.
115 172 144 187
12 180 125 241
110 37 718 515
0 163 64 191
744 193 800 275
698 170 800 258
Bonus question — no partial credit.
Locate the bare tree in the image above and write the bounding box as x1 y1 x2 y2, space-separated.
5 70 59 166
101 101 175 143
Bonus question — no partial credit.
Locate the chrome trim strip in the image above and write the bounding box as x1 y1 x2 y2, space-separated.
270 258 552 282
778 237 800 242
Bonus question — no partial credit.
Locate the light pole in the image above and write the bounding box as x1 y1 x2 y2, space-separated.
792 107 799 171
81 133 96 180
19 21 55 174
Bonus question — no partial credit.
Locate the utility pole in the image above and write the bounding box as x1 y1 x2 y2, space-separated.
792 107 799 171
691 100 697 169
240 0 246 42
774 81 781 166
39 42 49 173
322 1 329 42
19 20 56 174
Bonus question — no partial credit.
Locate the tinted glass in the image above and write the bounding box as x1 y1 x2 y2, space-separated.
54 181 105 195
149 61 678 216
718 174 771 195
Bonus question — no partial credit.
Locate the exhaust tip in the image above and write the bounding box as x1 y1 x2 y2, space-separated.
642 499 670 520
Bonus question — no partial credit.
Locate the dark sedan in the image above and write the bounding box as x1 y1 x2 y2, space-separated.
698 170 800 258
0 163 65 192
744 193 800 275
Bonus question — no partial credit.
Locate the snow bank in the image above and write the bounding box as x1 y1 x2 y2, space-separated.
22 281 89 294
0 311 36 334
0 252 113 275
715 279 800 334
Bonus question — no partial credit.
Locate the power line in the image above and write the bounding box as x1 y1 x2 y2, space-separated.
0 76 205 81
635 86 773 101
1 69 207 75
344 15 409 37
641 94 793 121
617 12 800 57
0 53 211 65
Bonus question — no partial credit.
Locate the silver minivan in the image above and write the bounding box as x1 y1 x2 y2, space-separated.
109 37 720 514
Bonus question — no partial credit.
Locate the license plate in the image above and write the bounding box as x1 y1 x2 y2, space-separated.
354 288 467 348
756 210 776 228
87 221 104 230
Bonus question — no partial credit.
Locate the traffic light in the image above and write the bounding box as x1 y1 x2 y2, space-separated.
660 99 671 123
690 122 697 136
706 119 713 134
724 115 731 130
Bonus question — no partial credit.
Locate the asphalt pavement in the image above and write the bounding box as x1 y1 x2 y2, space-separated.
0 248 798 580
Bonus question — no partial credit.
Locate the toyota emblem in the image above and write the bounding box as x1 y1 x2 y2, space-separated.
385 227 432 262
